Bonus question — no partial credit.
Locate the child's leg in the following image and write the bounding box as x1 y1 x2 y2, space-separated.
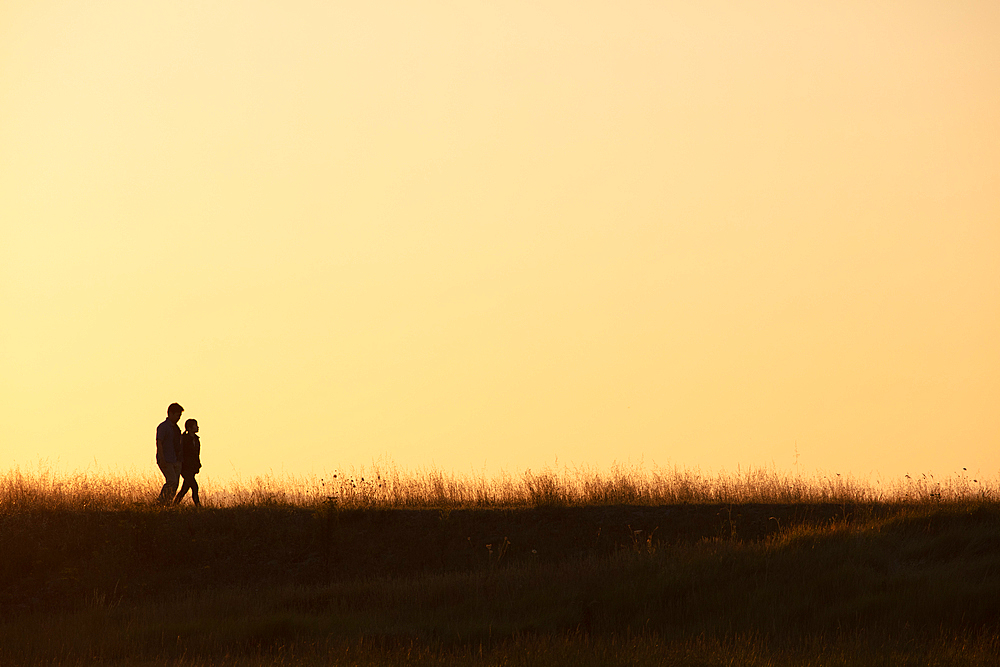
175 477 191 503
190 475 200 506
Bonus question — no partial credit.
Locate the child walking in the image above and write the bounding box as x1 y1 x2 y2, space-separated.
174 418 202 507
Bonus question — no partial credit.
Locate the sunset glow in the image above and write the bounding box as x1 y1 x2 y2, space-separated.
2 1 998 480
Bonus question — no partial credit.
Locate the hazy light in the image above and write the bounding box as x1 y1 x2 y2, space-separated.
2 0 998 481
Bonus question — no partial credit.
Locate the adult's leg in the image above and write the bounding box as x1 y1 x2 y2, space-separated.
190 475 200 507
158 462 180 503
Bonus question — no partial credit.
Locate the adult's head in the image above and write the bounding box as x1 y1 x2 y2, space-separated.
184 418 198 433
167 403 184 422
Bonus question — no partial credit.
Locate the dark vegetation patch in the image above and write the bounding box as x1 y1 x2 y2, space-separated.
0 502 903 606
1 501 999 665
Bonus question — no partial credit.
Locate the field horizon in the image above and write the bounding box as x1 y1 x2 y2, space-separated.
4 462 996 511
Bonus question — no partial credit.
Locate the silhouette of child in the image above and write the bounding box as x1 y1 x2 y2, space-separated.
174 418 202 507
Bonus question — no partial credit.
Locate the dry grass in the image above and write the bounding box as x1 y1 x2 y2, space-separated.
2 462 995 511
2 463 999 666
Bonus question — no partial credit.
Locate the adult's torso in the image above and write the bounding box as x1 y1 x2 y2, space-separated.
156 419 182 464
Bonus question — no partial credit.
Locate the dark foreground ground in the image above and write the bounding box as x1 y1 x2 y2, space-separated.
2 501 999 665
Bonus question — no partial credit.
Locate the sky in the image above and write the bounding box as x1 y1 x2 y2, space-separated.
2 0 998 482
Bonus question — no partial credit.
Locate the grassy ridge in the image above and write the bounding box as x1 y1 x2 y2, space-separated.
2 467 999 665
3 463 991 510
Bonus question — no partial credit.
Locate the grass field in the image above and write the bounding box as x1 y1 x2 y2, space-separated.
2 464 999 665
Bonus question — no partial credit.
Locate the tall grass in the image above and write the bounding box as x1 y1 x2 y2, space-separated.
2 462 995 512
2 463 999 665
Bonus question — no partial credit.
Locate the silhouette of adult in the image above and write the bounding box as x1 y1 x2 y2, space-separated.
156 402 184 503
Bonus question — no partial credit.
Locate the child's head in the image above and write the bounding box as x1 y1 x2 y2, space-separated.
184 418 199 433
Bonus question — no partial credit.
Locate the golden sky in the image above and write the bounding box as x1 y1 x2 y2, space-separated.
2 1 998 480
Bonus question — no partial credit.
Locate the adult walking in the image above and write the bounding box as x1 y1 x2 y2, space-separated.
155 402 184 503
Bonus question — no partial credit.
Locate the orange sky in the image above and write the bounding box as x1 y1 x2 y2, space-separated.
2 1 998 481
